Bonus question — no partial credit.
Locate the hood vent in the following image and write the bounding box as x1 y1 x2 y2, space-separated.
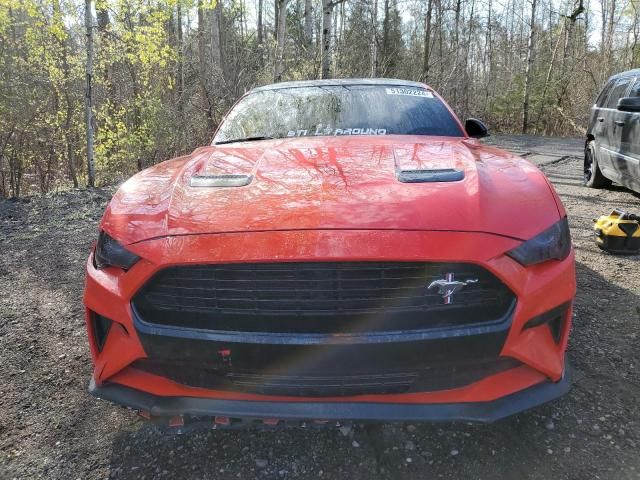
397 168 464 183
190 174 253 188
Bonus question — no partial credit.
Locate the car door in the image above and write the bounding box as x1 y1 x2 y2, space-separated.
598 76 632 181
618 78 640 192
590 79 614 143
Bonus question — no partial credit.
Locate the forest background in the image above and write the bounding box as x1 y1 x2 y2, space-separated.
1 0 637 196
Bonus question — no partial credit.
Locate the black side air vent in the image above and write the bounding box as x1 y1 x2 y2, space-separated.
190 174 253 187
91 313 113 352
397 169 464 183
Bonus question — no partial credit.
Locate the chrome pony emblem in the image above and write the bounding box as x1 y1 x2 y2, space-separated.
428 273 478 304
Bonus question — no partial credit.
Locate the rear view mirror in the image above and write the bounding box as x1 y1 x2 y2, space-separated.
617 96 640 112
465 118 489 139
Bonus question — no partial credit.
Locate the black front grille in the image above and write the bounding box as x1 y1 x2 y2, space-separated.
132 357 521 397
132 262 515 334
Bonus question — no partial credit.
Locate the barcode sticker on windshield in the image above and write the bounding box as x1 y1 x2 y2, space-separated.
385 87 433 97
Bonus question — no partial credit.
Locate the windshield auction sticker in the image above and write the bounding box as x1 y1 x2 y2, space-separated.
385 87 433 97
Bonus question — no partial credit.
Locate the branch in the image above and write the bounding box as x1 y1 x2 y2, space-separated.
554 106 587 136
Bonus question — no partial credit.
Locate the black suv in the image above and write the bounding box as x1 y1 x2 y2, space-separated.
585 69 640 193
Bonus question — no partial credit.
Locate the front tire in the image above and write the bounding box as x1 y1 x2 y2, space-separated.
584 141 611 188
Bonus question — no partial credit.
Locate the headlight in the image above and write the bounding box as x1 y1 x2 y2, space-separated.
507 217 571 266
93 231 140 270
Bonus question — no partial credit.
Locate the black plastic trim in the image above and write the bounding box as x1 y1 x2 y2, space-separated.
522 302 571 344
130 356 521 396
91 313 113 352
132 300 515 345
522 302 569 330
597 234 640 254
88 363 571 423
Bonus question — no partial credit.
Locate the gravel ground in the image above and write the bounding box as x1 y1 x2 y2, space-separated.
1 135 639 480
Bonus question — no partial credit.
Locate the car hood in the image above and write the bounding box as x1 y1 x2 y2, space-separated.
102 136 562 244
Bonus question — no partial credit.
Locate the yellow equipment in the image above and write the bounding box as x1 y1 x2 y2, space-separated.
594 209 640 254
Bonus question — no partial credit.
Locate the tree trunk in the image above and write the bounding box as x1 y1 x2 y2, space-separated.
533 19 564 134
601 0 607 56
304 0 313 45
84 0 95 187
483 0 493 114
437 0 443 85
381 0 389 73
334 1 343 75
522 0 537 134
422 0 432 82
257 0 264 46
54 0 78 188
210 0 223 81
370 0 378 77
556 2 584 109
197 0 214 132
607 0 616 60
451 0 461 107
462 0 475 116
321 0 333 79
274 0 288 81
176 2 184 104
274 0 279 40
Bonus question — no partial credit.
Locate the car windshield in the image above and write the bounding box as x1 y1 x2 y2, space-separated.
213 84 464 144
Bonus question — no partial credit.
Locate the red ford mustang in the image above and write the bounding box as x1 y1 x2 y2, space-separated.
85 79 575 426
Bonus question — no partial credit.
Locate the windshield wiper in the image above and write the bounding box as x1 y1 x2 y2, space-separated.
214 136 274 145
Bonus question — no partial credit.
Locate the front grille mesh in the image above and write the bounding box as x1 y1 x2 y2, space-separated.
132 262 515 334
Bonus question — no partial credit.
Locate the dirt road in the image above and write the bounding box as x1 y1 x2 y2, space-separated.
1 136 639 479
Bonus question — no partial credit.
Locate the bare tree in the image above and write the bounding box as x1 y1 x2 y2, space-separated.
522 0 537 133
176 2 184 101
274 0 288 81
422 0 433 82
321 0 347 79
197 0 213 130
370 0 378 77
5 0 640 196
84 0 95 187
210 0 224 79
257 0 264 46
304 0 313 45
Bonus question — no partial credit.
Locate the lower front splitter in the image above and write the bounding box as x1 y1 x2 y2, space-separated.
89 364 570 424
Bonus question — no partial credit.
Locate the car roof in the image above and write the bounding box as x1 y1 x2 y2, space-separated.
251 78 427 93
608 69 640 82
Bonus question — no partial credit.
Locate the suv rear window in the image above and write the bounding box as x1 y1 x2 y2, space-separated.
213 85 464 144
605 78 632 108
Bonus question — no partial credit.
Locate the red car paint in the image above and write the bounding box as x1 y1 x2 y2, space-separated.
102 136 563 244
84 80 575 422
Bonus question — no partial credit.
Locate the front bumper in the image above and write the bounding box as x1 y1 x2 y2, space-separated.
89 364 570 423
84 229 576 417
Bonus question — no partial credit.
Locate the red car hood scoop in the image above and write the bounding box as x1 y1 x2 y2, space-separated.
396 168 464 183
190 174 253 187
104 136 560 244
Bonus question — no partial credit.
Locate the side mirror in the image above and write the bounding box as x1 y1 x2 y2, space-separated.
465 118 489 139
617 96 640 112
